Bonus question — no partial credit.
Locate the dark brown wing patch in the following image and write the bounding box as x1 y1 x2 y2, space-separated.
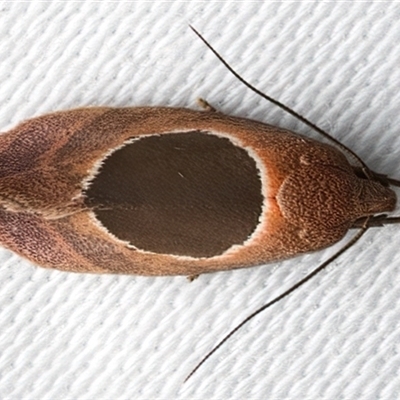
84 131 263 258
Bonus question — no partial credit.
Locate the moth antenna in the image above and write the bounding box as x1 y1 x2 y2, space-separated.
189 25 374 180
184 224 369 382
383 177 400 188
363 171 400 188
352 215 400 228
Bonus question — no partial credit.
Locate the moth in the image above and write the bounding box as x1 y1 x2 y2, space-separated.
1 33 398 277
0 104 397 275
1 27 398 379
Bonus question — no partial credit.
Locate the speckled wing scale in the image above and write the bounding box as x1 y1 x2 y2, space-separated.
0 107 395 275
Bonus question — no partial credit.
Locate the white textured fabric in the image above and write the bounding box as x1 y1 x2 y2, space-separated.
1 3 400 399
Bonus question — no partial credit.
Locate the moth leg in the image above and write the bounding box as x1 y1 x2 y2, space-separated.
187 274 200 282
197 98 217 112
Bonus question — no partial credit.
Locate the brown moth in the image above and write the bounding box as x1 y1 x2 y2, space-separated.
1 27 399 281
2 27 400 380
0 105 396 276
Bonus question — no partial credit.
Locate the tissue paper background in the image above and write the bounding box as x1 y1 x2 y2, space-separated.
0 2 400 399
